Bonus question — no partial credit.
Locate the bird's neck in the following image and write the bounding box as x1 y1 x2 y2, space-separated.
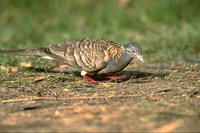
120 52 133 64
98 51 133 74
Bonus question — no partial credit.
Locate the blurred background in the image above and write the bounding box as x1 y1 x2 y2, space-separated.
0 0 199 64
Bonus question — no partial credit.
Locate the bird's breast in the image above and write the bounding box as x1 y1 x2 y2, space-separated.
98 56 133 74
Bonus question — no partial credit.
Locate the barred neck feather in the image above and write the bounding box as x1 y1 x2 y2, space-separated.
106 42 124 61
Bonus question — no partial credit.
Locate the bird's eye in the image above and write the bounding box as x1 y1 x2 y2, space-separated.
132 50 135 53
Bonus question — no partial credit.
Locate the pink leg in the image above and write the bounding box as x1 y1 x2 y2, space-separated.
82 75 97 83
103 74 130 81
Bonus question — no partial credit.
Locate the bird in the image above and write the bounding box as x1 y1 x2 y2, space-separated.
0 38 144 83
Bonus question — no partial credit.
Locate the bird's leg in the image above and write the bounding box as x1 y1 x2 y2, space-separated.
81 71 97 83
82 75 97 83
102 74 130 82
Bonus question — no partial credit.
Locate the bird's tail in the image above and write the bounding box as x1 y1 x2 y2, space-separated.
0 47 48 57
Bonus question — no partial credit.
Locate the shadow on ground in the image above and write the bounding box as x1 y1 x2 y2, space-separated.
0 62 200 132
25 66 170 83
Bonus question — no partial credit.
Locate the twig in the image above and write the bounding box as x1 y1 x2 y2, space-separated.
184 57 200 63
1 95 136 103
152 120 183 132
152 88 173 94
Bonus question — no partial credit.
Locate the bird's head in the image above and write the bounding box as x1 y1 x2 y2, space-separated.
124 43 144 63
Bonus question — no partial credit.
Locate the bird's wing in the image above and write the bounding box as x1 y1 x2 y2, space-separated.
46 38 124 73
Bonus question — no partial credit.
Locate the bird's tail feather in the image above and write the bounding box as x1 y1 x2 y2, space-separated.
0 47 47 57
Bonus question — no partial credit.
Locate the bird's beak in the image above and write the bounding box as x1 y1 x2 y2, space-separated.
136 55 144 63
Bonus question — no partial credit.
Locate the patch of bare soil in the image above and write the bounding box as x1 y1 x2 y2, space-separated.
0 62 200 132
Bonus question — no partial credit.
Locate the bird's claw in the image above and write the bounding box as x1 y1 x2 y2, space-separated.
103 74 130 82
82 75 98 84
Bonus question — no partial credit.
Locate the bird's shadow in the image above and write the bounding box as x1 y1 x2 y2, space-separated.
26 67 169 83
120 70 169 83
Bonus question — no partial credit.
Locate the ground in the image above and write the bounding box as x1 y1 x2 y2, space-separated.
0 0 199 132
0 61 199 132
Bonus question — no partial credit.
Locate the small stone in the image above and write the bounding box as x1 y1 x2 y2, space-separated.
54 110 60 116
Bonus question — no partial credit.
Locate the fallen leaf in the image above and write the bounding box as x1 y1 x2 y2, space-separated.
26 75 46 83
118 0 129 8
152 120 183 132
20 62 32 68
33 76 46 83
52 65 70 72
0 66 18 73
10 67 18 72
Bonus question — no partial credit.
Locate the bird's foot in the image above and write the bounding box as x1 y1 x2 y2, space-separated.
81 73 130 83
82 75 97 83
103 74 130 82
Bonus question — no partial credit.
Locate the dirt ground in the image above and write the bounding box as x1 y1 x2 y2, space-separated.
0 61 200 132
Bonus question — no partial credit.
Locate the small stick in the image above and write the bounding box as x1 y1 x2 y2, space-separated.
1 95 136 103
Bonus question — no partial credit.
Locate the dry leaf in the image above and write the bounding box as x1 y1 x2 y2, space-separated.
152 120 183 132
33 76 46 83
118 0 129 8
20 62 32 68
52 65 70 72
0 66 9 72
26 75 46 83
10 67 18 72
0 66 18 73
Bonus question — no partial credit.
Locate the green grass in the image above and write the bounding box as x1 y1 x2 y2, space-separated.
0 0 199 65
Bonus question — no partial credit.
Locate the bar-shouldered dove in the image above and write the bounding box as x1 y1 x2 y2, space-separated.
0 38 144 83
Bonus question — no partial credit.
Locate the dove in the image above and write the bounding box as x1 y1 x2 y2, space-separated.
0 38 144 83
